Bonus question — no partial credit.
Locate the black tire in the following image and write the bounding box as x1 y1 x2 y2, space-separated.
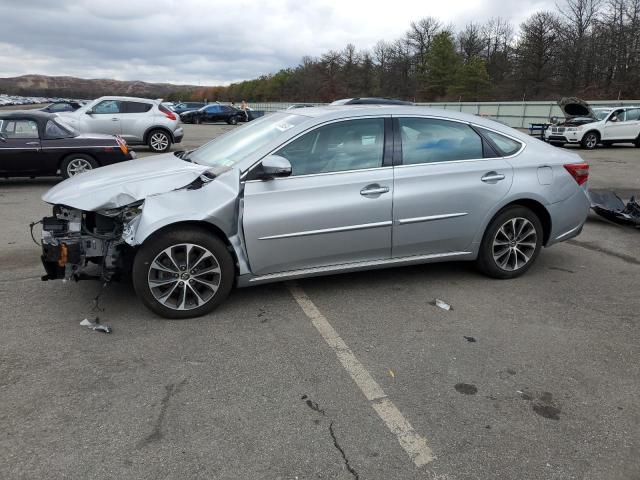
635 136 640 148
60 154 98 179
132 226 235 319
228 116 238 125
147 129 172 153
476 206 543 279
581 131 599 150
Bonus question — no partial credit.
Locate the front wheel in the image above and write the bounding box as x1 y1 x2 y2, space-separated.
227 116 238 125
476 206 543 279
581 132 599 150
148 130 172 153
133 227 235 319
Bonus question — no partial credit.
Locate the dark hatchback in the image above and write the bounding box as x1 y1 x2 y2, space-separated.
179 104 245 125
0 111 135 179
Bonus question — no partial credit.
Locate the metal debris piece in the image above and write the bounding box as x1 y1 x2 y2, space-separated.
589 190 640 227
431 298 452 311
80 317 113 334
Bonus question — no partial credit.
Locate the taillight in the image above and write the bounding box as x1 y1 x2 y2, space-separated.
115 136 128 155
159 105 177 120
564 163 589 185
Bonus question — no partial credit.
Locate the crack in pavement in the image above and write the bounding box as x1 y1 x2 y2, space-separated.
138 378 187 448
301 395 359 479
330 421 360 480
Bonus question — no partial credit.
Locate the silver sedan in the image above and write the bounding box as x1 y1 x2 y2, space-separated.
40 106 590 318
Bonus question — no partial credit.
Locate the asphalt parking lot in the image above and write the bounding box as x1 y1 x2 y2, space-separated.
1 123 639 480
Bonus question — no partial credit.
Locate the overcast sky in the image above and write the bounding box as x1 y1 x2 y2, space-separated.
0 0 553 86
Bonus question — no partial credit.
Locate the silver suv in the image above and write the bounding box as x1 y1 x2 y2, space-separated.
57 96 183 152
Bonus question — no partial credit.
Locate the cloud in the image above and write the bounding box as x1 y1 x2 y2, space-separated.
0 0 556 85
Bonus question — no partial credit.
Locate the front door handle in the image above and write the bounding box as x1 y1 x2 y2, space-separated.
481 172 506 183
111 118 119 121
25 141 39 145
360 184 390 196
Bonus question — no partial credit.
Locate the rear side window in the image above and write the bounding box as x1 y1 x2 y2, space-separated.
123 101 152 113
477 128 523 156
398 117 483 164
44 120 70 138
625 108 640 121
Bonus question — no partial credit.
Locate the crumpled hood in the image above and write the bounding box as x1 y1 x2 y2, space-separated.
42 153 211 210
558 97 595 119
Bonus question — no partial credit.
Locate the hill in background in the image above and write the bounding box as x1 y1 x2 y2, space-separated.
0 74 203 100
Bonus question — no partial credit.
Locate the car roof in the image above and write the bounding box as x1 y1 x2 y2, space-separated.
95 96 157 103
0 110 56 120
284 105 532 141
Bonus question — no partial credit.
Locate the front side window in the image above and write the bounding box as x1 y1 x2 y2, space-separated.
205 105 220 113
276 118 385 176
93 100 121 114
477 128 522 156
1 119 39 139
609 109 626 122
399 117 483 164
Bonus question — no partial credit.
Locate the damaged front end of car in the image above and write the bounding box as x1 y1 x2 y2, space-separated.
40 202 143 282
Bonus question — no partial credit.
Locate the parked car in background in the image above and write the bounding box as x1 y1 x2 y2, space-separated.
0 111 134 179
39 105 589 318
180 104 244 125
330 97 414 105
287 103 317 109
545 98 640 149
57 96 183 152
172 102 207 114
41 101 83 113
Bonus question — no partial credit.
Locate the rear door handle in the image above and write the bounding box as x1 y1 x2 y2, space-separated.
25 141 39 145
481 172 506 183
111 118 119 121
360 184 390 196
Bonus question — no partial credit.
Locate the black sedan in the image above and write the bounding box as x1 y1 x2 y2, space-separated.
41 101 83 113
180 104 244 125
0 111 135 179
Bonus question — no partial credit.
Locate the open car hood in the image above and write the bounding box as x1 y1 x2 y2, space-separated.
558 97 596 119
42 153 211 210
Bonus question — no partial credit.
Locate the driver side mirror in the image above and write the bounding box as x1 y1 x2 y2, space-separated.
259 155 292 179
85 109 94 115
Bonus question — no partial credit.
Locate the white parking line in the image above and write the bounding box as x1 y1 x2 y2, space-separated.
287 281 435 467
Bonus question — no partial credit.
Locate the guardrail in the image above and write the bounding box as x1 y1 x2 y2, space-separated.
233 100 640 128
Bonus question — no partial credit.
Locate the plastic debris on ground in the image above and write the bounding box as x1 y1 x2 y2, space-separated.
430 298 452 311
589 190 640 228
80 317 113 334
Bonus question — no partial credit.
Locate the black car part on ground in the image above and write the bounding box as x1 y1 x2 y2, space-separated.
588 190 640 227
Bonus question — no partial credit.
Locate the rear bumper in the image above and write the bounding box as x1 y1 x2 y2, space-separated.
546 187 590 246
173 127 184 143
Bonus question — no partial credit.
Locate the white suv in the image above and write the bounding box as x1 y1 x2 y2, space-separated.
57 96 183 152
546 98 640 149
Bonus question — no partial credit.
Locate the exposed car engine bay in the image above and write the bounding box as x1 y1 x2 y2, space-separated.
40 203 141 281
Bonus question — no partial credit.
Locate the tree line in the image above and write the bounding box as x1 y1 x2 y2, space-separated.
188 0 640 103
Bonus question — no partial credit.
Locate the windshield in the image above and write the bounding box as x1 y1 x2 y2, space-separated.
189 113 309 168
595 110 610 120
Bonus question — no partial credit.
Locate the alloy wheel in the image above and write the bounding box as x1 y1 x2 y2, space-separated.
492 217 538 271
66 158 93 176
585 134 597 149
150 132 169 151
147 243 222 311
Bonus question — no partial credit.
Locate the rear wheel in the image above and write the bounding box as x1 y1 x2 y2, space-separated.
476 206 543 279
581 131 599 150
132 227 235 319
635 135 640 148
148 129 172 153
60 154 98 179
